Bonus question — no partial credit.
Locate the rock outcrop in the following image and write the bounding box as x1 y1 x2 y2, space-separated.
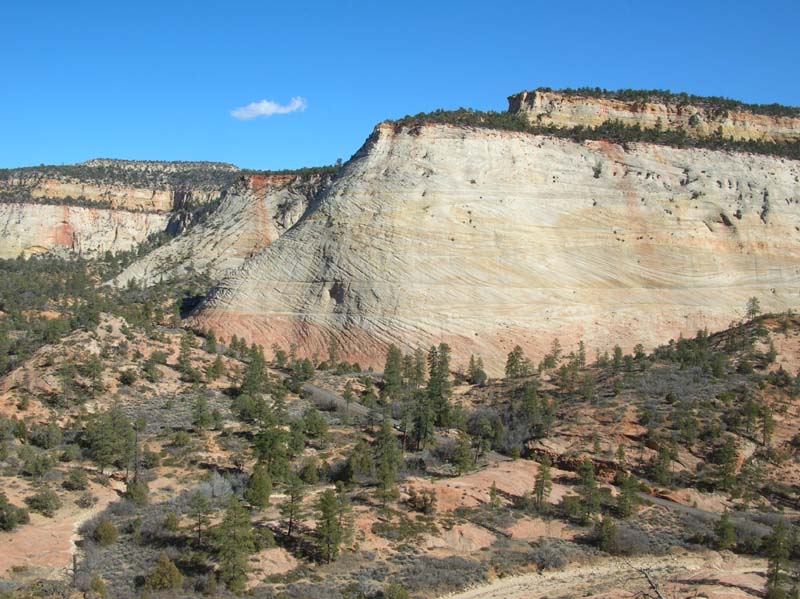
509 89 800 143
113 174 331 287
0 159 241 259
0 159 238 212
0 203 169 259
193 122 800 373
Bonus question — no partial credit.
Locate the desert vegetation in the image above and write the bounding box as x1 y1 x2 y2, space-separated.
1 243 799 598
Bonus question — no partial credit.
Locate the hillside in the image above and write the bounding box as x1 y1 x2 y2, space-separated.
1 87 800 598
193 118 800 373
113 172 333 288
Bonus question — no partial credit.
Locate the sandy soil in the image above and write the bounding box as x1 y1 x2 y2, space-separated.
407 459 576 513
443 551 765 599
0 480 119 579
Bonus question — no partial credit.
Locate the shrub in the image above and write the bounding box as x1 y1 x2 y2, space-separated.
124 479 150 507
145 552 184 590
119 370 137 386
63 468 89 491
76 492 97 509
25 487 62 517
0 492 30 531
89 575 107 598
384 583 410 599
93 517 119 546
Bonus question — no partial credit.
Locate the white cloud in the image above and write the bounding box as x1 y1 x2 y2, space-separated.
231 96 308 120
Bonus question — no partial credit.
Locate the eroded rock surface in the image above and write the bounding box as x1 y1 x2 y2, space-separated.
0 203 169 259
510 89 800 142
113 174 330 287
194 122 800 372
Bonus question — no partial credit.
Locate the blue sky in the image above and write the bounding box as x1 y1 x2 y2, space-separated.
3 0 799 170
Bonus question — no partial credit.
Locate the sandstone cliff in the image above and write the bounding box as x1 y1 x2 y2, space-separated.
0 159 238 212
192 122 800 373
113 173 331 287
0 203 169 259
509 89 800 143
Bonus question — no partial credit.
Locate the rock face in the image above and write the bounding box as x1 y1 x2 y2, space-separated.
0 159 240 259
193 122 800 373
0 159 238 212
113 174 331 287
0 203 169 259
509 90 800 143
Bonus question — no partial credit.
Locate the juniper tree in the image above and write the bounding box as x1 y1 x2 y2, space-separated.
244 463 272 509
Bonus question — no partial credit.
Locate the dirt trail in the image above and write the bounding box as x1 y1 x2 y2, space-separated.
443 552 765 599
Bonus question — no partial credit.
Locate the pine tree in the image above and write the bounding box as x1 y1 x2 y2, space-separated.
746 296 761 320
505 345 528 379
206 355 224 381
335 482 355 546
187 491 211 543
489 481 501 510
452 432 474 475
766 523 790 599
253 422 289 480
412 348 426 389
612 345 623 373
280 475 305 539
85 404 135 473
348 438 374 482
192 396 213 430
343 380 355 418
578 459 600 522
383 345 404 401
204 329 217 354
315 489 343 563
241 345 268 396
178 332 194 374
762 404 775 449
616 473 639 518
714 512 736 550
216 496 254 593
375 421 401 505
615 443 626 468
411 392 435 450
467 355 487 385
533 456 552 513
426 343 453 426
244 463 272 509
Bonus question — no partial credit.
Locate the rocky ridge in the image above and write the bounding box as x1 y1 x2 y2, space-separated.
193 118 800 373
510 89 800 142
113 173 332 287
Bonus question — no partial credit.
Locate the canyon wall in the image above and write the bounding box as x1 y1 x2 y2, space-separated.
0 159 238 259
113 174 331 287
509 90 800 143
0 203 169 259
193 122 800 373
